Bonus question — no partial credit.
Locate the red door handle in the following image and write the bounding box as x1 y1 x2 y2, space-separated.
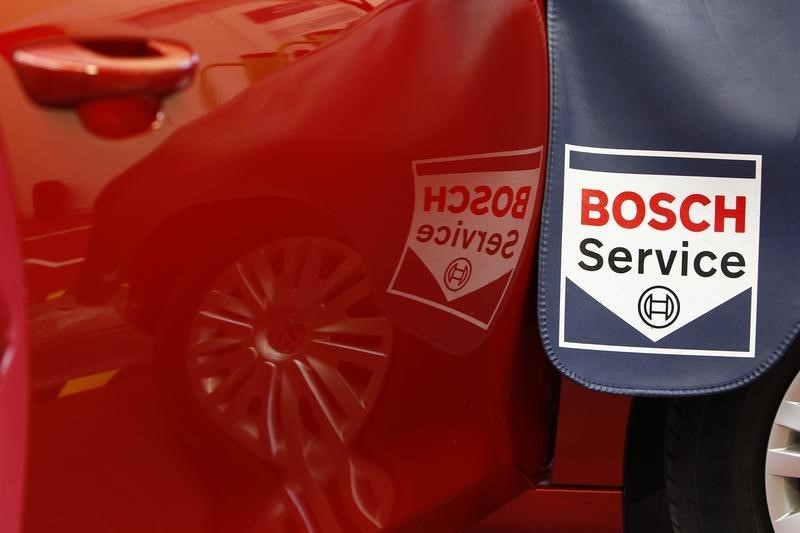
11 37 199 107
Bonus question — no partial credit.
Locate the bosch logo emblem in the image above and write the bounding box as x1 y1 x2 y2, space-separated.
267 316 307 354
444 258 472 291
638 286 680 329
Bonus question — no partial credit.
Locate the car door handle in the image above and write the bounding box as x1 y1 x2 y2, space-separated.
11 37 199 107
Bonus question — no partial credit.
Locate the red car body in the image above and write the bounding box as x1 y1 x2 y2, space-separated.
0 1 637 531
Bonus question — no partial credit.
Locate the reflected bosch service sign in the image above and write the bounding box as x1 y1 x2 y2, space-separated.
559 145 761 357
389 148 542 329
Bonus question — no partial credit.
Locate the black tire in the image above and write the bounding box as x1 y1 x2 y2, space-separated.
664 347 800 533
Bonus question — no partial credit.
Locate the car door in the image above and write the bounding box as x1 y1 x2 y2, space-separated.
0 140 29 533
0 1 553 531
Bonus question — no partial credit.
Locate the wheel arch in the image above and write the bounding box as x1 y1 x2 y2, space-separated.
121 195 348 333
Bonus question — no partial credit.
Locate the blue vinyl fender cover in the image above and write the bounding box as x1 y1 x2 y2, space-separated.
539 0 800 395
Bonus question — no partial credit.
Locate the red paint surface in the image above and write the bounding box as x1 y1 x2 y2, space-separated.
0 0 632 530
467 487 623 533
0 25 64 62
0 143 28 533
551 377 631 487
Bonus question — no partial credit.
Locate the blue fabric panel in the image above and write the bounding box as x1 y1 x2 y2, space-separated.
540 0 800 395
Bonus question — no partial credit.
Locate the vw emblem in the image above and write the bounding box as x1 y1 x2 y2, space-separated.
268 315 307 353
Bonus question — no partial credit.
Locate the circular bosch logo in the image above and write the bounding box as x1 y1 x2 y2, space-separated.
443 258 472 291
638 286 680 328
267 315 307 354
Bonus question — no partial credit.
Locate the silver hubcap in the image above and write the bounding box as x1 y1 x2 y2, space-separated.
766 369 800 532
186 237 394 529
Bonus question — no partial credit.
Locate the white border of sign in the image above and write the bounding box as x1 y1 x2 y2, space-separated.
558 144 761 358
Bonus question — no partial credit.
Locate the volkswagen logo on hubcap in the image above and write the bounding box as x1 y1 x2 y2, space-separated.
267 315 307 354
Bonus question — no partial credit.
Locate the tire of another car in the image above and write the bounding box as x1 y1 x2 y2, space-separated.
664 346 800 533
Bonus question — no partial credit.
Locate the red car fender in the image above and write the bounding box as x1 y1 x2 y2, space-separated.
77 0 549 355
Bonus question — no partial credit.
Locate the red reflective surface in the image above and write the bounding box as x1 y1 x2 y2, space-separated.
551 377 631 487
468 487 623 533
0 0 630 531
0 140 28 533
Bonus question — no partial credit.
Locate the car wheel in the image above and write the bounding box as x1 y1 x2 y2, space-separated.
186 236 392 461
765 359 800 532
664 347 800 533
156 232 395 531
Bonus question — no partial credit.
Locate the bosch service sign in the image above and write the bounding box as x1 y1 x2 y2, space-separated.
559 145 761 357
389 148 542 329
